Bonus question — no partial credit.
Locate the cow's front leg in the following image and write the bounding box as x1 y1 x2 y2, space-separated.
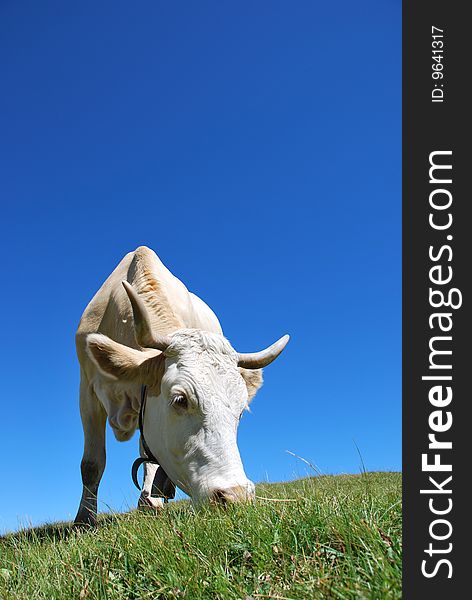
138 462 165 510
137 439 164 511
74 379 107 526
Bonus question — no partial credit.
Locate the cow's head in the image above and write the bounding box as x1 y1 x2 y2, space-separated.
86 281 289 504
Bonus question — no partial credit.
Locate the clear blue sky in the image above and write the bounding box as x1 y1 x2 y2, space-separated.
0 1 400 533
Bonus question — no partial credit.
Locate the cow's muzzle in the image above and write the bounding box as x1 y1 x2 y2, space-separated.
210 483 255 505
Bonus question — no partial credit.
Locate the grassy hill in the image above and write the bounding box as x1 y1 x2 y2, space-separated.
0 472 401 599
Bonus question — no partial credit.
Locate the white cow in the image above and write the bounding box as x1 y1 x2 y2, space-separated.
74 246 289 525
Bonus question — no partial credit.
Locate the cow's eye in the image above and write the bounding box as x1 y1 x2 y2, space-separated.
172 394 188 410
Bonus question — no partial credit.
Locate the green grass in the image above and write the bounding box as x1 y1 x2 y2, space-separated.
0 472 401 599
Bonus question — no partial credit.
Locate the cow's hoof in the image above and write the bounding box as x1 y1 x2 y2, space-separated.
138 494 165 512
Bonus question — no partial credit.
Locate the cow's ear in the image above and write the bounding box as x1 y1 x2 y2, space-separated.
239 368 263 404
86 334 150 381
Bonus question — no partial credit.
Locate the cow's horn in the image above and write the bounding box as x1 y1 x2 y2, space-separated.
237 334 290 369
122 281 171 351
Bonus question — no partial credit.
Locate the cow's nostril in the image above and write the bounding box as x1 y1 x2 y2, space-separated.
211 489 228 505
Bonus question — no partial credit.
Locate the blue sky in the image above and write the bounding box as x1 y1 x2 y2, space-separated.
0 1 400 533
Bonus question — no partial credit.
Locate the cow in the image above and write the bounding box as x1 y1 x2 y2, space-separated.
74 246 289 525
